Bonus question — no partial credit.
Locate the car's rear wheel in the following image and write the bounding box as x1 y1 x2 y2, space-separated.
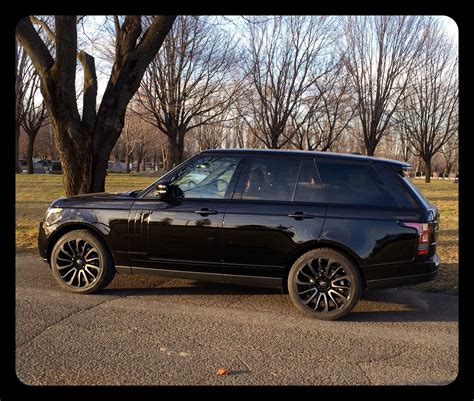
288 248 362 320
50 229 115 294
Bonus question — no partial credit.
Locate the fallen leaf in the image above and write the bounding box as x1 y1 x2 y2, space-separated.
216 368 231 376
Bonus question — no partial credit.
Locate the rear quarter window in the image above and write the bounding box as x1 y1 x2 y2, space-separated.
316 161 396 207
399 171 432 209
375 165 419 208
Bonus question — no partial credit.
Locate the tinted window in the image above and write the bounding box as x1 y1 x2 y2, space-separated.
375 165 419 208
169 156 239 199
241 157 300 201
400 173 431 208
317 161 396 206
294 159 325 203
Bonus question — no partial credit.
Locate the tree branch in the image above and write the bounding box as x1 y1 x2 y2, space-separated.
77 50 97 131
15 17 54 76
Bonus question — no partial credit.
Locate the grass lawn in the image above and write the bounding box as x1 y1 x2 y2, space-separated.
15 174 459 295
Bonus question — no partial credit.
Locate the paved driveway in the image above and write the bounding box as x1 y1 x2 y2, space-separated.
16 254 458 385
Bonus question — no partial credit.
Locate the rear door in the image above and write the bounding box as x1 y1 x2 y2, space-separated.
222 156 326 284
315 159 420 280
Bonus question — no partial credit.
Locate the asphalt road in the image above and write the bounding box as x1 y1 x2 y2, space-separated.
16 253 458 386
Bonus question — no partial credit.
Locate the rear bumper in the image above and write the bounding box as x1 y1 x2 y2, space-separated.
365 253 440 289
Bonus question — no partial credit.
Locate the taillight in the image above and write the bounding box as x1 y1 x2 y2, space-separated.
402 222 430 255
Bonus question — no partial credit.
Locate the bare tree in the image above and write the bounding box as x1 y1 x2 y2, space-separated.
397 23 458 183
192 120 226 152
136 16 238 170
116 111 145 173
395 124 412 163
134 128 153 173
289 60 355 151
342 16 430 156
440 134 458 178
19 68 48 173
15 43 34 172
242 16 337 149
16 15 175 195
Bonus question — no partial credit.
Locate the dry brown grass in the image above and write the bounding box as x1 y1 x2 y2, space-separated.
15 174 156 252
16 174 458 294
406 179 458 294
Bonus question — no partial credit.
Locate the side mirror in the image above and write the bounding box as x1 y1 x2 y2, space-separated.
154 183 169 198
153 182 184 200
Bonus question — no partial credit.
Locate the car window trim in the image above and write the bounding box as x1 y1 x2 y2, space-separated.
292 158 327 204
291 160 304 202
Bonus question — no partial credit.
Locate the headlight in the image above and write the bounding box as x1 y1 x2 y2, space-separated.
44 207 63 226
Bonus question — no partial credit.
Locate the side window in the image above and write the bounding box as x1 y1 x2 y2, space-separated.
317 161 396 207
168 156 240 199
375 165 419 208
294 159 325 203
241 157 300 201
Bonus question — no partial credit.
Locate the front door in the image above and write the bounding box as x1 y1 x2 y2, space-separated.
130 155 242 275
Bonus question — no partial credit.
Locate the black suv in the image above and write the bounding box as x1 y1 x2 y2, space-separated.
38 149 439 320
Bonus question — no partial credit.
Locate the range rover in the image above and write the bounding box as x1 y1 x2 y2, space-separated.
38 149 440 320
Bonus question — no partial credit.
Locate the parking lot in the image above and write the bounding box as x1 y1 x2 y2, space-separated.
16 253 458 386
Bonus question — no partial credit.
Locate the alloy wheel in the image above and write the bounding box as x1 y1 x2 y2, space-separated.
55 238 102 289
295 258 351 313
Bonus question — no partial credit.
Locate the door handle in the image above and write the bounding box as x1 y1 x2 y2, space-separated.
194 208 219 216
288 211 315 219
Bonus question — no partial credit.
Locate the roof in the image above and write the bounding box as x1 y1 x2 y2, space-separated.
201 148 411 168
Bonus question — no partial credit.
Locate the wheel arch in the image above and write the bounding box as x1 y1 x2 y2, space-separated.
282 240 366 293
46 222 112 265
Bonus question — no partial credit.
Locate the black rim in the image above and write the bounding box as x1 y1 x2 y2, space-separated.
55 238 101 288
295 258 351 313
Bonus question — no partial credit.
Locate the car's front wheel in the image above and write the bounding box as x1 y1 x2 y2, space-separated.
50 229 115 294
288 248 362 320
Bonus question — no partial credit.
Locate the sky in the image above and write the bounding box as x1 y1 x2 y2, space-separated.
440 15 458 41
76 15 459 111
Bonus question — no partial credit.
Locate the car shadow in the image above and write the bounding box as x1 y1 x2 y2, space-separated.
104 277 281 297
344 289 458 323
103 276 458 323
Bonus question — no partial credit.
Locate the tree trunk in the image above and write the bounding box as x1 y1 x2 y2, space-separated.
136 157 141 173
445 163 452 178
26 134 35 174
90 156 109 191
166 136 184 171
15 123 20 173
424 159 432 183
365 139 377 156
126 154 132 173
51 121 92 196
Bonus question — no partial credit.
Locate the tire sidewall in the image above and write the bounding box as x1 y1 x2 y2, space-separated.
288 249 362 320
50 230 112 294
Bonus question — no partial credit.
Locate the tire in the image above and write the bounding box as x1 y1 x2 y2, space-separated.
50 229 116 294
288 248 362 320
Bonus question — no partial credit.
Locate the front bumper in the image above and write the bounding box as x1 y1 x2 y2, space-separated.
365 253 440 289
38 221 49 261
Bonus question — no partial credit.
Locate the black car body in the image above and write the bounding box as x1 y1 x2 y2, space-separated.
38 149 440 320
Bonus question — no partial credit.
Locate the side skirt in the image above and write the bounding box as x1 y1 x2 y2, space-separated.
115 265 282 288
